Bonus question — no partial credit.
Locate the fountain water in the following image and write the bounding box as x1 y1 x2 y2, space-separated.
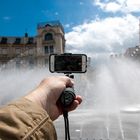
1 57 140 139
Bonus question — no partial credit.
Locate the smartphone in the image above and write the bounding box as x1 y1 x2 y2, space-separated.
49 53 87 73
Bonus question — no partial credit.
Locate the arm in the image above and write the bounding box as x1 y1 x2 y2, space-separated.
0 76 82 139
0 98 57 140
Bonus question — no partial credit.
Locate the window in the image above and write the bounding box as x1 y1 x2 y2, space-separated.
1 37 7 44
44 46 54 54
50 45 54 53
29 58 35 68
45 58 48 66
2 48 7 54
44 46 49 54
29 48 34 55
27 37 34 44
14 38 21 44
16 60 20 68
44 33 53 41
15 48 21 54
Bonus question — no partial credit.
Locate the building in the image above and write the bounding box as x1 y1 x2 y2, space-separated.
0 20 65 68
124 45 140 59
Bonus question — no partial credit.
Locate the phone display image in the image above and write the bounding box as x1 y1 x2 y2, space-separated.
55 55 82 72
49 54 87 73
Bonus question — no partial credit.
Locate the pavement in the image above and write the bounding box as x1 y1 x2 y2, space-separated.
54 108 140 140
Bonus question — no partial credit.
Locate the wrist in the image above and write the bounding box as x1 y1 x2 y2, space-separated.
24 88 48 111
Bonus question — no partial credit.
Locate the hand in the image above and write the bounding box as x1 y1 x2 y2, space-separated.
25 76 82 121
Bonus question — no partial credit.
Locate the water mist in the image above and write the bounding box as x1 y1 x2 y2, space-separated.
1 58 140 139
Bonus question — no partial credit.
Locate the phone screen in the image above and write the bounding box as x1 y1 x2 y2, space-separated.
49 54 87 73
55 55 82 72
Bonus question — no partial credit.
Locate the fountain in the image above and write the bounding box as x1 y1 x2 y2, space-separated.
1 57 140 140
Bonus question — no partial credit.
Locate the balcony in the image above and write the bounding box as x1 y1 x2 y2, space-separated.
42 39 55 45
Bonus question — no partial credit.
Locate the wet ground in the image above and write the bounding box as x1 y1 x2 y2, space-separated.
55 109 140 140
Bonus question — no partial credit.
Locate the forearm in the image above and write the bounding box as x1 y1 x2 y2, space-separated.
0 98 57 140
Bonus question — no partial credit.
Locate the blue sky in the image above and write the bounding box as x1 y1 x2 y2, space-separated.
0 0 140 57
0 0 97 36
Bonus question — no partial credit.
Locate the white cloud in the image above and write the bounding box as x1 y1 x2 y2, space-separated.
80 2 84 5
64 24 70 28
104 2 122 13
55 12 59 16
93 0 140 13
65 14 139 59
3 16 11 21
126 0 140 12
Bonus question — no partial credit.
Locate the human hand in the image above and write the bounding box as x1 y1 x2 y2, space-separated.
25 76 82 121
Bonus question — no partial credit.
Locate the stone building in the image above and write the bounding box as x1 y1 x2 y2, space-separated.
0 20 65 68
124 45 140 58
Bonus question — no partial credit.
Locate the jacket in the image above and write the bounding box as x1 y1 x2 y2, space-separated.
0 98 57 140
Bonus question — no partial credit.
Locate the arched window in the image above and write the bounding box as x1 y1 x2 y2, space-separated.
44 33 53 41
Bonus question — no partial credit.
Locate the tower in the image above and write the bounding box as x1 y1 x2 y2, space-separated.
37 20 65 55
36 21 65 66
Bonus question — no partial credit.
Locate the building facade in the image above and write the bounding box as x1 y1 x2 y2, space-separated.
0 20 65 68
124 45 140 59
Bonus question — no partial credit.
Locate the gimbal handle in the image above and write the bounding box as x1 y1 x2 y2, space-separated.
59 87 75 108
59 74 76 140
59 74 75 108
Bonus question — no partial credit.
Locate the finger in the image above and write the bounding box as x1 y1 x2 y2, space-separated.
67 95 82 112
75 95 82 104
60 76 74 87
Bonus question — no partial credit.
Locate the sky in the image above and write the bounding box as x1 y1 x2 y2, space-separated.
0 0 140 59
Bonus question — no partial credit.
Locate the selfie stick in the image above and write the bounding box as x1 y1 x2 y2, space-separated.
59 74 75 140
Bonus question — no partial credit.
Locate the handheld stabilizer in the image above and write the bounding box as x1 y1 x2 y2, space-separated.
49 53 87 140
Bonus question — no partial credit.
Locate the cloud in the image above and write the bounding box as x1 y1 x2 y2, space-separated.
93 0 140 13
126 0 140 12
103 2 122 13
55 12 59 16
65 14 139 59
80 2 84 5
3 16 11 21
64 24 70 28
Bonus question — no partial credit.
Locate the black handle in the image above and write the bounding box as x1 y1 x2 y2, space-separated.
59 87 76 108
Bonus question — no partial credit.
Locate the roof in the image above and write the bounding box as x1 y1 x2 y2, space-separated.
37 20 64 33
